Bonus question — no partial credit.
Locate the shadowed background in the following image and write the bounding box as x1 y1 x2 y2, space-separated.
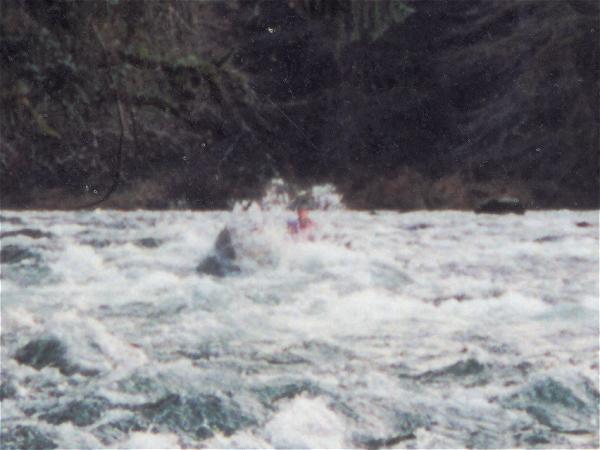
1 0 598 210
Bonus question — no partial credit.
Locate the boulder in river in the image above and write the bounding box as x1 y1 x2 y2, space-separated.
0 245 38 264
0 228 53 239
196 228 240 277
0 215 24 225
14 337 74 375
416 358 487 383
135 237 163 248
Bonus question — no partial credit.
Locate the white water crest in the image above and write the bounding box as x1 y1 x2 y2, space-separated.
1 203 598 448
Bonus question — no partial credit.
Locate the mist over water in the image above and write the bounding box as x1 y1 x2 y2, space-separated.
1 207 598 448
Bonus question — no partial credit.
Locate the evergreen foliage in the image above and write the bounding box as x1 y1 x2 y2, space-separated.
0 0 597 209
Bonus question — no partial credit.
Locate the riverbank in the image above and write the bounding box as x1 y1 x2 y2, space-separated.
1 169 596 211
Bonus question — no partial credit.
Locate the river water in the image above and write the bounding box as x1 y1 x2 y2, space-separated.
1 208 598 449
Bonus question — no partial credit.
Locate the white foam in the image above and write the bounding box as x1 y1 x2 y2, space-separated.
116 431 181 449
203 430 272 449
1 208 597 448
264 395 347 448
48 310 148 376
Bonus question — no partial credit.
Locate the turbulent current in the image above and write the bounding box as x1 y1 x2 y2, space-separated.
0 208 598 449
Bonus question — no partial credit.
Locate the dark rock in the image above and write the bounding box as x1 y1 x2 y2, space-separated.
0 245 39 264
262 352 309 366
214 228 236 260
357 432 416 450
14 337 75 375
197 228 240 277
0 228 53 239
535 235 563 243
197 256 235 277
0 215 24 225
575 221 593 228
40 397 109 426
475 197 525 214
81 239 112 248
0 425 57 450
405 223 432 231
434 358 486 377
411 358 488 385
0 380 17 400
432 293 471 306
135 237 163 248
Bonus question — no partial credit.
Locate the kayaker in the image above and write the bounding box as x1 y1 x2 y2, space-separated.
287 207 314 235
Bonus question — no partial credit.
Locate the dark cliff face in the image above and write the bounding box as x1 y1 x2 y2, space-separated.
0 0 598 210
418 0 599 207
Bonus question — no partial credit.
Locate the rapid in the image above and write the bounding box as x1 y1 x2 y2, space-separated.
1 190 598 448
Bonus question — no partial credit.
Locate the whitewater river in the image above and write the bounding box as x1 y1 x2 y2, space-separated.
1 209 598 449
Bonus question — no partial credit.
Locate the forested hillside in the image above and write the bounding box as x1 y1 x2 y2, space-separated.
1 0 598 209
